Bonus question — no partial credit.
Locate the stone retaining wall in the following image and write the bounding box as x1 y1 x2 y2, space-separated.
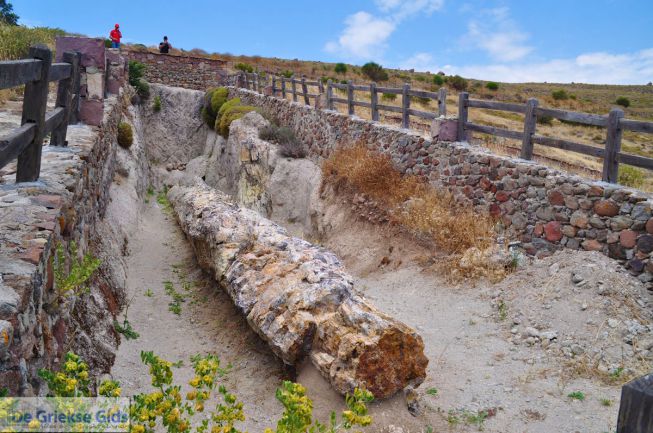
0 92 130 395
124 49 227 90
230 88 653 283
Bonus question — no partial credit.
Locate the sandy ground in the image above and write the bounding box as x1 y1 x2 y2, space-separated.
108 188 653 433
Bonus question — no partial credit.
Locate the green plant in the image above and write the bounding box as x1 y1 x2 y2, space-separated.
448 75 468 91
104 38 112 48
413 96 430 106
361 62 389 82
259 125 307 158
164 281 185 315
216 97 242 125
0 23 66 60
218 103 259 137
537 115 554 126
381 93 397 101
210 87 229 114
334 62 347 74
235 62 254 73
153 95 162 112
129 60 150 98
486 81 499 91
54 241 101 299
114 317 140 340
497 299 508 321
145 288 153 297
433 74 444 86
1 1 19 26
610 367 625 379
117 122 133 148
618 165 645 188
568 391 585 401
552 89 569 100
280 70 294 78
616 96 630 108
426 388 438 396
600 398 612 407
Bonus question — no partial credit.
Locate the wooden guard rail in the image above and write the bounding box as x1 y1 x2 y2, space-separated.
458 92 653 183
0 45 81 183
237 72 447 129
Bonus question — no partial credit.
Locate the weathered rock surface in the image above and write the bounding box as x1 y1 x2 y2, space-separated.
168 183 428 398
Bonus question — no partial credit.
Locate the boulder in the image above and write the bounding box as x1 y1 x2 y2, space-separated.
168 183 428 398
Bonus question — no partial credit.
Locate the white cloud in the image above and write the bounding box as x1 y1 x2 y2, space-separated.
399 49 653 84
325 12 396 59
462 7 533 62
325 1 444 60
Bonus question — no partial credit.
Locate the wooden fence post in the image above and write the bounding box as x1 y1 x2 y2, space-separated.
520 98 539 160
301 76 309 105
347 80 354 115
318 79 324 95
271 76 276 96
438 87 447 117
401 83 410 128
457 92 469 141
370 82 379 121
326 79 333 110
291 77 297 102
281 77 286 99
603 108 625 183
617 373 653 433
16 45 52 182
70 52 82 124
51 51 79 147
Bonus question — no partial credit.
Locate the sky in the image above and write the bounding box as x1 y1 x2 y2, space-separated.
13 0 653 84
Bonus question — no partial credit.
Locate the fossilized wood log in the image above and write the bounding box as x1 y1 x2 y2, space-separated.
168 183 428 398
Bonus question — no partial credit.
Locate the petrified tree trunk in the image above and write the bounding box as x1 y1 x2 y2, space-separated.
168 183 428 398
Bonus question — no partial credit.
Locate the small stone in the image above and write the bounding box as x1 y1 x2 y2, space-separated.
581 303 588 311
570 211 589 229
582 239 602 251
544 221 562 242
637 235 653 253
548 263 560 276
620 230 637 249
646 218 653 234
540 331 558 340
594 200 619 217
525 327 540 338
571 273 584 284
548 190 565 206
608 319 620 328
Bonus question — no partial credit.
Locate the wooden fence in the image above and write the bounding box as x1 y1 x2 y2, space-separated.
237 72 448 129
457 92 653 183
0 45 81 183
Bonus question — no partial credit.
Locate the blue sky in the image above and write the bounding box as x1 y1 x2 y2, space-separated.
14 0 653 84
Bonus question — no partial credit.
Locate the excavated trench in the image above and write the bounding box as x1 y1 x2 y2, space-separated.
105 84 651 433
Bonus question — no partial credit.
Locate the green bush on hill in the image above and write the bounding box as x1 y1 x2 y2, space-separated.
486 81 499 91
361 62 389 82
235 62 254 73
448 75 468 91
616 96 630 108
128 60 149 99
218 103 259 137
433 74 444 86
334 62 347 74
551 89 569 100
117 122 133 148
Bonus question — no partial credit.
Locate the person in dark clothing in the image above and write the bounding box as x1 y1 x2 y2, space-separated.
159 36 172 54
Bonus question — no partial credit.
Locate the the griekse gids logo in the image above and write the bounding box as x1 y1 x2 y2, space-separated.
0 397 130 432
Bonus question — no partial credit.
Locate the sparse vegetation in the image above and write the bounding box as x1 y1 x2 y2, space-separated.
497 299 508 321
361 62 389 82
322 145 502 280
164 280 185 315
381 93 397 101
114 312 140 340
433 74 444 86
600 398 612 407
53 241 101 299
568 391 586 401
619 165 645 188
280 70 294 78
235 62 254 73
259 124 307 158
152 95 162 112
615 96 630 108
426 388 438 396
128 60 150 98
37 351 374 433
117 122 133 148
0 23 66 60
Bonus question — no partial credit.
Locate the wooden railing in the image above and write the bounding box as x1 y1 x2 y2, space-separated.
0 45 81 183
458 92 653 183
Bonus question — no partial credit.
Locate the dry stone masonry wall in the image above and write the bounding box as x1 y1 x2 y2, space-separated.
0 90 132 396
230 88 653 284
124 49 227 90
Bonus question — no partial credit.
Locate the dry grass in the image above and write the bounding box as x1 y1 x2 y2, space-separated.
322 145 508 280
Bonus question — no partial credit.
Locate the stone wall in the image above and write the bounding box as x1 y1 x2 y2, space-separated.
230 88 653 284
0 91 131 395
124 49 227 90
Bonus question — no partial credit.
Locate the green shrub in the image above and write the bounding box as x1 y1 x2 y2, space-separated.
382 93 397 101
0 23 66 60
259 125 307 158
104 38 112 48
216 97 242 126
218 104 259 137
413 96 431 106
552 89 569 100
537 115 554 126
128 60 149 98
433 74 444 86
210 87 229 114
619 165 645 188
448 75 468 91
334 62 347 74
616 96 630 108
235 62 253 73
280 70 293 78
152 95 162 112
486 81 499 91
361 62 389 82
117 122 133 148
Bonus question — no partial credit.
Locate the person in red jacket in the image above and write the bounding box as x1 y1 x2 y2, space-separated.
109 24 122 48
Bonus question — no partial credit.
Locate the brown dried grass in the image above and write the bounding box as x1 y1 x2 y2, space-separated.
322 145 497 257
